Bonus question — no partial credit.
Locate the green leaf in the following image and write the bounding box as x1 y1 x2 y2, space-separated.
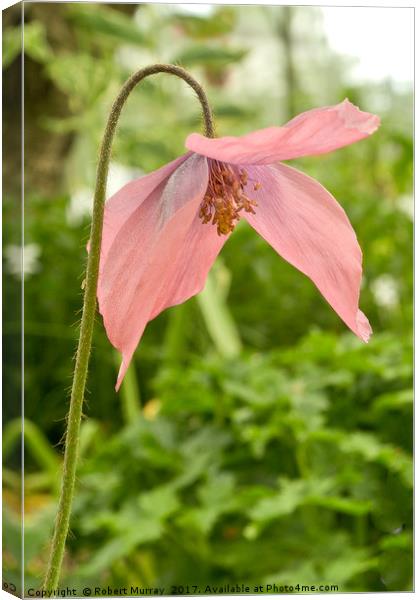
307 496 373 516
3 22 52 69
174 45 247 67
77 485 179 576
3 26 21 68
373 389 412 413
196 263 242 358
340 432 412 487
249 479 307 522
3 419 60 478
24 21 53 64
77 524 161 576
326 548 378 585
380 531 412 551
170 8 237 39
67 5 151 46
180 471 236 535
138 485 180 521
46 53 113 107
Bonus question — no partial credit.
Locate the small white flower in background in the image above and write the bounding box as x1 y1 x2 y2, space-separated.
397 194 413 220
67 163 144 226
371 274 399 309
5 243 41 279
66 188 92 226
108 163 144 197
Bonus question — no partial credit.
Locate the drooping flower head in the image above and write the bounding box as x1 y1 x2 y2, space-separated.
97 99 380 390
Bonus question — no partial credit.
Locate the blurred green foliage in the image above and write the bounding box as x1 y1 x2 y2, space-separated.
3 2 412 594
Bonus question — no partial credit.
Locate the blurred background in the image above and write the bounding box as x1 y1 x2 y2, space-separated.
3 2 413 594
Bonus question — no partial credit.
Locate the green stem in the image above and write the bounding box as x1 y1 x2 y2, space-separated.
43 64 214 591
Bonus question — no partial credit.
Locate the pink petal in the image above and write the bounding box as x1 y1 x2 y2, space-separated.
98 154 228 390
243 163 372 341
100 153 191 270
186 99 380 165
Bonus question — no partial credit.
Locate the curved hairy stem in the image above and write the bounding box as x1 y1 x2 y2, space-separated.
43 64 214 591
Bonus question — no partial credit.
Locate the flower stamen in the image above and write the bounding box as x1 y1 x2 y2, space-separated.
200 162 259 235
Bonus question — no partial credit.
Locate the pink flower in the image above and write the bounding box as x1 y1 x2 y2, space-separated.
98 99 380 390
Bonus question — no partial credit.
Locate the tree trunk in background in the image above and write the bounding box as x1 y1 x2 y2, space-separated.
278 6 297 120
3 3 138 198
3 3 24 199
